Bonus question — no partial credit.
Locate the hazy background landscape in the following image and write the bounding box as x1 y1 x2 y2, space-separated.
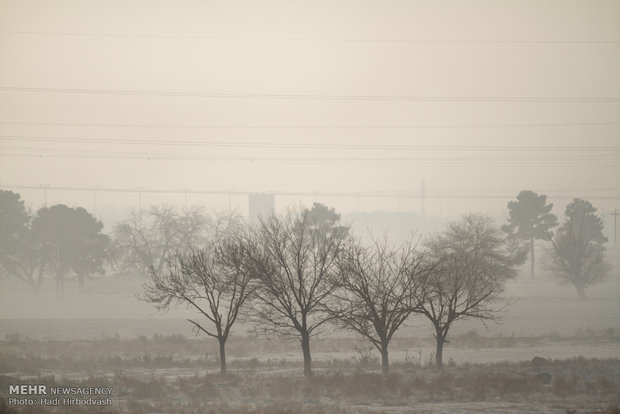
1 0 619 413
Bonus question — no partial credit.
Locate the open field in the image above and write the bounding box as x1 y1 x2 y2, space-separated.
1 265 619 338
1 273 619 413
1 334 619 414
1 293 619 339
1 329 620 413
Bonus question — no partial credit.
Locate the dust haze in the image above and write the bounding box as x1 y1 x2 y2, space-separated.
1 1 619 413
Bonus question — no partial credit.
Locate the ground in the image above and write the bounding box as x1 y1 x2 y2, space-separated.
0 332 619 413
0 271 619 413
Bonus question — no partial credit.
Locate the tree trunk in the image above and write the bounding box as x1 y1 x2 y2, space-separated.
435 336 445 369
575 283 587 300
530 237 535 279
380 342 389 374
218 337 227 375
301 333 312 377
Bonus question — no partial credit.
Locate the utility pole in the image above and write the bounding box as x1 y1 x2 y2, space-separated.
90 185 99 217
420 179 426 218
612 208 619 247
182 188 189 209
135 187 144 210
41 184 49 207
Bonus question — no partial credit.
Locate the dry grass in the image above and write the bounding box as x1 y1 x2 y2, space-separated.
1 336 619 413
1 359 618 413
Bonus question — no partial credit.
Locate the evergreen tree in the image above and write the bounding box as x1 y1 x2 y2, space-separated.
545 199 610 299
503 190 557 279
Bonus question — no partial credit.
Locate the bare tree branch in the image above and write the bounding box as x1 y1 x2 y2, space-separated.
140 213 254 375
245 206 347 377
327 233 428 373
415 213 518 368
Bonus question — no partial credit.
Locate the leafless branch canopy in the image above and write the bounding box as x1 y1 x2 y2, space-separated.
417 214 518 341
113 205 210 277
246 207 347 338
329 234 427 353
141 235 255 342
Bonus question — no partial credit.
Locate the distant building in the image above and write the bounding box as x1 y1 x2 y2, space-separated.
249 193 275 224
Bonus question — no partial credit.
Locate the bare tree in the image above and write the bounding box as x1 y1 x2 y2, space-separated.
544 199 610 300
416 214 519 368
246 207 347 377
142 234 254 375
209 209 245 242
330 234 427 374
113 205 209 277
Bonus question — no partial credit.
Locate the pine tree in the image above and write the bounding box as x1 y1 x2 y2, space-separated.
503 191 557 279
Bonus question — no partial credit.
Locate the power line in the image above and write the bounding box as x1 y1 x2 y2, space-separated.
2 136 620 152
4 143 620 158
1 121 618 130
3 184 619 201
2 30 619 44
1 151 618 167
1 86 618 102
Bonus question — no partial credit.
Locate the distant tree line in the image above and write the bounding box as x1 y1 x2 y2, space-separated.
0 189 238 294
503 190 611 299
0 190 109 295
0 190 612 377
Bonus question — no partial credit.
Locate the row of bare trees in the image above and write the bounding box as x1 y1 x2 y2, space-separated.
142 204 523 376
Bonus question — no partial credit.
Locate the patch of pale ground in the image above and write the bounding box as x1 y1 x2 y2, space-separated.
311 343 620 366
6 356 619 414
348 401 612 414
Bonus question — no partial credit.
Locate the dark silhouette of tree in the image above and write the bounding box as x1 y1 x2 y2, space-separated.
503 190 557 279
33 204 109 293
330 234 427 374
0 190 47 294
112 205 209 277
0 190 29 253
5 227 48 295
417 214 519 368
0 190 30 275
545 199 610 300
246 207 347 377
0 190 29 272
142 231 255 375
305 202 349 235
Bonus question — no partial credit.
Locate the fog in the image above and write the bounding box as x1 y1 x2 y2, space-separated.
1 1 619 413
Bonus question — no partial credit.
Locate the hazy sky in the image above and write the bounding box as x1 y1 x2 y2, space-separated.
1 0 619 221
